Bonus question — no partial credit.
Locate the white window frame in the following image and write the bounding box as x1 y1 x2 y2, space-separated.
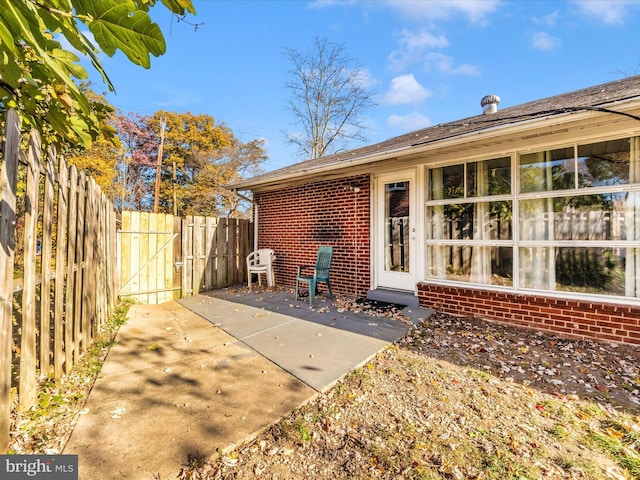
424 136 640 304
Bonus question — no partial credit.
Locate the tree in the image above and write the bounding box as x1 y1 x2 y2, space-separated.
186 139 267 218
112 110 267 216
0 0 195 148
112 111 159 211
283 37 376 160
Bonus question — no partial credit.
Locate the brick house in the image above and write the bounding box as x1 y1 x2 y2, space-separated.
231 76 640 346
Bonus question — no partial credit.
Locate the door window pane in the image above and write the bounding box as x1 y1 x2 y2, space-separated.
385 181 409 272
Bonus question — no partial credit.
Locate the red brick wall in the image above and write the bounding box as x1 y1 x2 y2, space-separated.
418 283 640 346
254 175 370 297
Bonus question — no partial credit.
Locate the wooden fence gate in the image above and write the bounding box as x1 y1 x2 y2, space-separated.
118 211 253 304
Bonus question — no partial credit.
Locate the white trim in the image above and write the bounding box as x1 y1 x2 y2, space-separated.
374 169 418 292
422 134 640 302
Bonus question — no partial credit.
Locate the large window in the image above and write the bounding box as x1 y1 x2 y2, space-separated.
426 157 513 286
425 137 640 300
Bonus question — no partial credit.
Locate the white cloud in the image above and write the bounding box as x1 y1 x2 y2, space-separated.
353 67 380 90
572 0 637 25
388 29 448 71
424 53 479 76
532 10 560 27
382 74 431 105
387 112 432 131
531 31 561 51
388 31 478 75
399 28 449 50
384 0 501 24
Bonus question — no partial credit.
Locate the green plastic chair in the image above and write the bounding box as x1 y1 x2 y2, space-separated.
295 246 334 305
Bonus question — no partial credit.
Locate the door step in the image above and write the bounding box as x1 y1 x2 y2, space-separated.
366 289 419 308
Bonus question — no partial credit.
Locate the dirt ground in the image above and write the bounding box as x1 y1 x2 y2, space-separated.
179 304 640 480
9 298 640 480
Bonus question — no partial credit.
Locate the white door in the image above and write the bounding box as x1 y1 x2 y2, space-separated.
375 170 416 291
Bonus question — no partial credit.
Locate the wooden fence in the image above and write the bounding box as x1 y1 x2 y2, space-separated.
0 110 119 452
118 211 253 304
1 109 254 453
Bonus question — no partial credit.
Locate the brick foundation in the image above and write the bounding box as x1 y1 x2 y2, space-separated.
255 175 370 298
418 283 640 346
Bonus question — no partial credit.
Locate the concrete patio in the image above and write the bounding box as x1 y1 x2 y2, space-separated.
63 288 431 479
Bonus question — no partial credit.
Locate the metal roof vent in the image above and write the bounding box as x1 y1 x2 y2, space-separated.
481 94 500 114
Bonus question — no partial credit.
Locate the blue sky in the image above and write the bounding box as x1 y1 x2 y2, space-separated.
94 0 640 173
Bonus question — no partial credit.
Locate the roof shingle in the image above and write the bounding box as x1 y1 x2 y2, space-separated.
234 75 640 189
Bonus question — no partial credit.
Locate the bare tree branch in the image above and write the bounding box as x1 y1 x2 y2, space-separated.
283 37 376 159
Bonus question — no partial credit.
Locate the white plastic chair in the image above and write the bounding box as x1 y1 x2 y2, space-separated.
246 249 276 289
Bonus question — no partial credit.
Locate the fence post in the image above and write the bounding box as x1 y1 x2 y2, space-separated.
0 109 21 453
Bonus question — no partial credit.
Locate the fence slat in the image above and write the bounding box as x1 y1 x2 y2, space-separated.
182 217 191 296
73 171 86 359
217 218 228 287
53 156 69 379
0 110 21 452
95 194 106 329
19 129 41 412
203 217 213 290
148 213 158 304
81 178 96 344
39 146 56 374
108 206 118 309
193 216 202 295
173 216 182 299
162 214 173 303
64 165 78 373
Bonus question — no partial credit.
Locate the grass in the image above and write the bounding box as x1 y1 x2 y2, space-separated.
9 301 132 454
588 419 640 478
208 341 640 480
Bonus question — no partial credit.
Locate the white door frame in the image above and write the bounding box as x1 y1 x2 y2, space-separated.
374 169 418 292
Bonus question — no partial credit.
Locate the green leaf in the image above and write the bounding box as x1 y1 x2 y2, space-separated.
161 0 197 15
0 0 194 149
0 18 17 54
75 0 166 68
52 48 89 80
0 48 22 90
36 2 115 91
